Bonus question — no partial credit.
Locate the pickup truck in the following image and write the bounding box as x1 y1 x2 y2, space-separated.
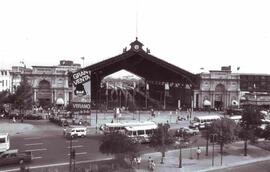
0 149 32 166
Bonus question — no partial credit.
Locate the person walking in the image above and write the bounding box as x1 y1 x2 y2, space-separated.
150 160 155 171
197 146 201 159
136 156 141 169
148 156 152 170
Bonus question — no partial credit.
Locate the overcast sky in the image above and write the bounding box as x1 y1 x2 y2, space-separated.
0 0 270 75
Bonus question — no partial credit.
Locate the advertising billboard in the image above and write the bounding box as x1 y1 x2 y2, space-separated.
71 69 91 115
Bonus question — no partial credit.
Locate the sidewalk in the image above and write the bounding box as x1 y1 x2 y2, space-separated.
134 141 270 172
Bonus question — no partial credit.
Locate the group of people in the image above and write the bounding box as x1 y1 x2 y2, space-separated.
132 156 141 169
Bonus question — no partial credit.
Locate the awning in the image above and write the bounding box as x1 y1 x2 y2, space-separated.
240 96 246 100
56 98 64 105
260 110 268 116
203 100 211 106
232 100 239 106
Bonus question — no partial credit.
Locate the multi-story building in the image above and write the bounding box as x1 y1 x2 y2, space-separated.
0 69 12 92
194 66 240 110
239 73 270 107
23 60 81 108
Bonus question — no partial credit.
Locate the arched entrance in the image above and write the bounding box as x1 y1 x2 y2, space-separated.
37 80 51 108
214 84 225 110
83 38 198 110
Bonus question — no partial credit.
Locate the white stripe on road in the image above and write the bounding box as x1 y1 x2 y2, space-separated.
24 148 47 152
65 140 79 143
68 152 87 156
24 137 41 140
67 145 83 148
32 156 42 160
3 157 114 172
25 143 43 146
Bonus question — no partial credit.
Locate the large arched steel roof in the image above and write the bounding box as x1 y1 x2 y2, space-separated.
84 39 198 86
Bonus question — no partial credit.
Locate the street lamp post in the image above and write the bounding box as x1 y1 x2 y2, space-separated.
69 137 72 172
205 125 209 156
161 123 165 164
211 134 217 166
179 138 182 168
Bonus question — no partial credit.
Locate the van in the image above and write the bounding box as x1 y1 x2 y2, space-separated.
63 127 87 138
189 115 221 129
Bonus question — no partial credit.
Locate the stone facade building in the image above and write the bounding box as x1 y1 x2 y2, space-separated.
23 60 80 108
194 66 240 110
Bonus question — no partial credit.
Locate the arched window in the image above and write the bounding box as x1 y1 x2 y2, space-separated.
39 80 50 89
215 84 225 92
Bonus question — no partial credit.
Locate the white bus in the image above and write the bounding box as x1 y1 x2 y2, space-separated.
189 115 221 129
100 121 156 135
229 115 242 124
0 133 10 153
124 123 158 143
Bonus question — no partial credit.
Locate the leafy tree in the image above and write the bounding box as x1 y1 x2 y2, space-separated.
149 123 174 163
99 132 140 166
210 118 239 144
201 118 239 156
13 76 33 113
262 124 270 140
239 105 263 156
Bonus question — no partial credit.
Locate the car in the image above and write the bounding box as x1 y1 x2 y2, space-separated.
175 127 200 137
63 126 87 138
0 149 32 166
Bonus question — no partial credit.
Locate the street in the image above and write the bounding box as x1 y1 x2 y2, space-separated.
209 159 270 172
0 120 111 171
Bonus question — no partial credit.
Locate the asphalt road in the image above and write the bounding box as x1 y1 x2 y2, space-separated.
0 115 208 171
0 121 111 171
208 159 270 172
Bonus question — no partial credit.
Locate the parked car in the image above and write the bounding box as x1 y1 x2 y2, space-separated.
0 149 32 166
174 127 200 137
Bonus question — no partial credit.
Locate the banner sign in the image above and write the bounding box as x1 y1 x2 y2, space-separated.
71 69 91 115
72 102 91 115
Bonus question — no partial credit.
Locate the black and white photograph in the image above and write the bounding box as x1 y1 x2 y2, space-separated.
1 0 270 172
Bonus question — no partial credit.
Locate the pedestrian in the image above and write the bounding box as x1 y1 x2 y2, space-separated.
13 116 16 123
137 156 141 169
150 160 155 171
133 156 137 167
148 156 152 170
197 146 201 159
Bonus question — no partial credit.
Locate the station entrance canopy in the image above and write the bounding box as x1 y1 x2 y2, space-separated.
83 38 198 109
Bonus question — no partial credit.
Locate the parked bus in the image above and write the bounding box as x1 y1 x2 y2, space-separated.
124 123 158 143
100 121 156 135
0 133 10 153
229 115 242 124
189 115 221 129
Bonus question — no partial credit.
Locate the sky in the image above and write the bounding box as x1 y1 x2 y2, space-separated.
0 0 270 75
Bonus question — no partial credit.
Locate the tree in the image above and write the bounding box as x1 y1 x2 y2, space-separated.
210 118 238 144
262 124 270 140
202 118 239 156
149 123 174 163
99 132 140 167
13 76 33 113
239 105 263 156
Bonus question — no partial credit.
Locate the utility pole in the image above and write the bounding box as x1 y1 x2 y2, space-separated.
211 134 217 166
69 137 73 172
179 139 182 168
205 125 209 156
161 124 165 164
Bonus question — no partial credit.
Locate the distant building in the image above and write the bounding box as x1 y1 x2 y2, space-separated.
23 60 81 108
239 74 270 107
0 69 12 92
194 66 240 110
